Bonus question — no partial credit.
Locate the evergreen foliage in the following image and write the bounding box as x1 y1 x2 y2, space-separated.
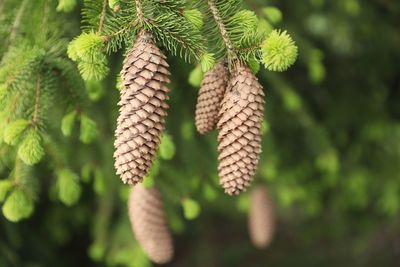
0 0 399 266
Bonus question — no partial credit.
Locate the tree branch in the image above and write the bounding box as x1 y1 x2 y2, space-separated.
103 19 139 42
207 0 237 61
8 0 28 46
135 0 145 24
98 0 108 33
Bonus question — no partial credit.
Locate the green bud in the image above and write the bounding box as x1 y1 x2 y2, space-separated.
88 242 105 261
57 0 77 13
159 134 175 160
261 30 298 72
61 110 77 136
57 169 81 206
80 114 98 144
3 119 29 145
203 183 217 201
282 88 302 111
181 121 194 141
73 32 104 61
188 65 204 87
200 52 216 72
309 61 326 84
182 198 201 220
67 40 79 61
85 80 105 101
18 129 44 165
78 56 109 81
262 7 283 25
2 188 34 222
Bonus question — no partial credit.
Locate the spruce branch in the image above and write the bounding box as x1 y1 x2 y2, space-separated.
103 19 138 42
98 0 108 33
80 0 207 61
134 0 145 25
7 0 28 47
207 0 236 61
47 57 90 117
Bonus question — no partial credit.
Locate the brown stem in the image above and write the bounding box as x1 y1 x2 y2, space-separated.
207 0 237 60
135 0 145 24
98 0 108 33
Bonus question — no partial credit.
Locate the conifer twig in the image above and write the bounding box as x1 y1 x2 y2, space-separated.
135 0 145 24
104 19 139 41
8 0 28 46
98 0 108 33
31 76 41 126
207 0 237 61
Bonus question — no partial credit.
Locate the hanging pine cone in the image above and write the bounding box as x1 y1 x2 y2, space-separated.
114 30 170 185
128 185 174 264
195 61 229 134
248 186 275 249
217 63 265 195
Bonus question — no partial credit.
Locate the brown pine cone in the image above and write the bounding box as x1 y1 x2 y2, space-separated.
248 186 275 248
195 61 229 134
128 185 174 264
217 63 265 195
114 30 170 185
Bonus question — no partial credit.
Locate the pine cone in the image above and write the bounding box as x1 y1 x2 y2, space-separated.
195 61 229 134
217 63 265 195
114 30 170 185
248 186 275 248
128 185 174 264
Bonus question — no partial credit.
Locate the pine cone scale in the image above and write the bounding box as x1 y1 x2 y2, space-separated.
195 61 229 134
114 30 170 185
217 63 265 195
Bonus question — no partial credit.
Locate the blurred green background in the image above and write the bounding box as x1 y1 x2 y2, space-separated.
1 0 400 266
